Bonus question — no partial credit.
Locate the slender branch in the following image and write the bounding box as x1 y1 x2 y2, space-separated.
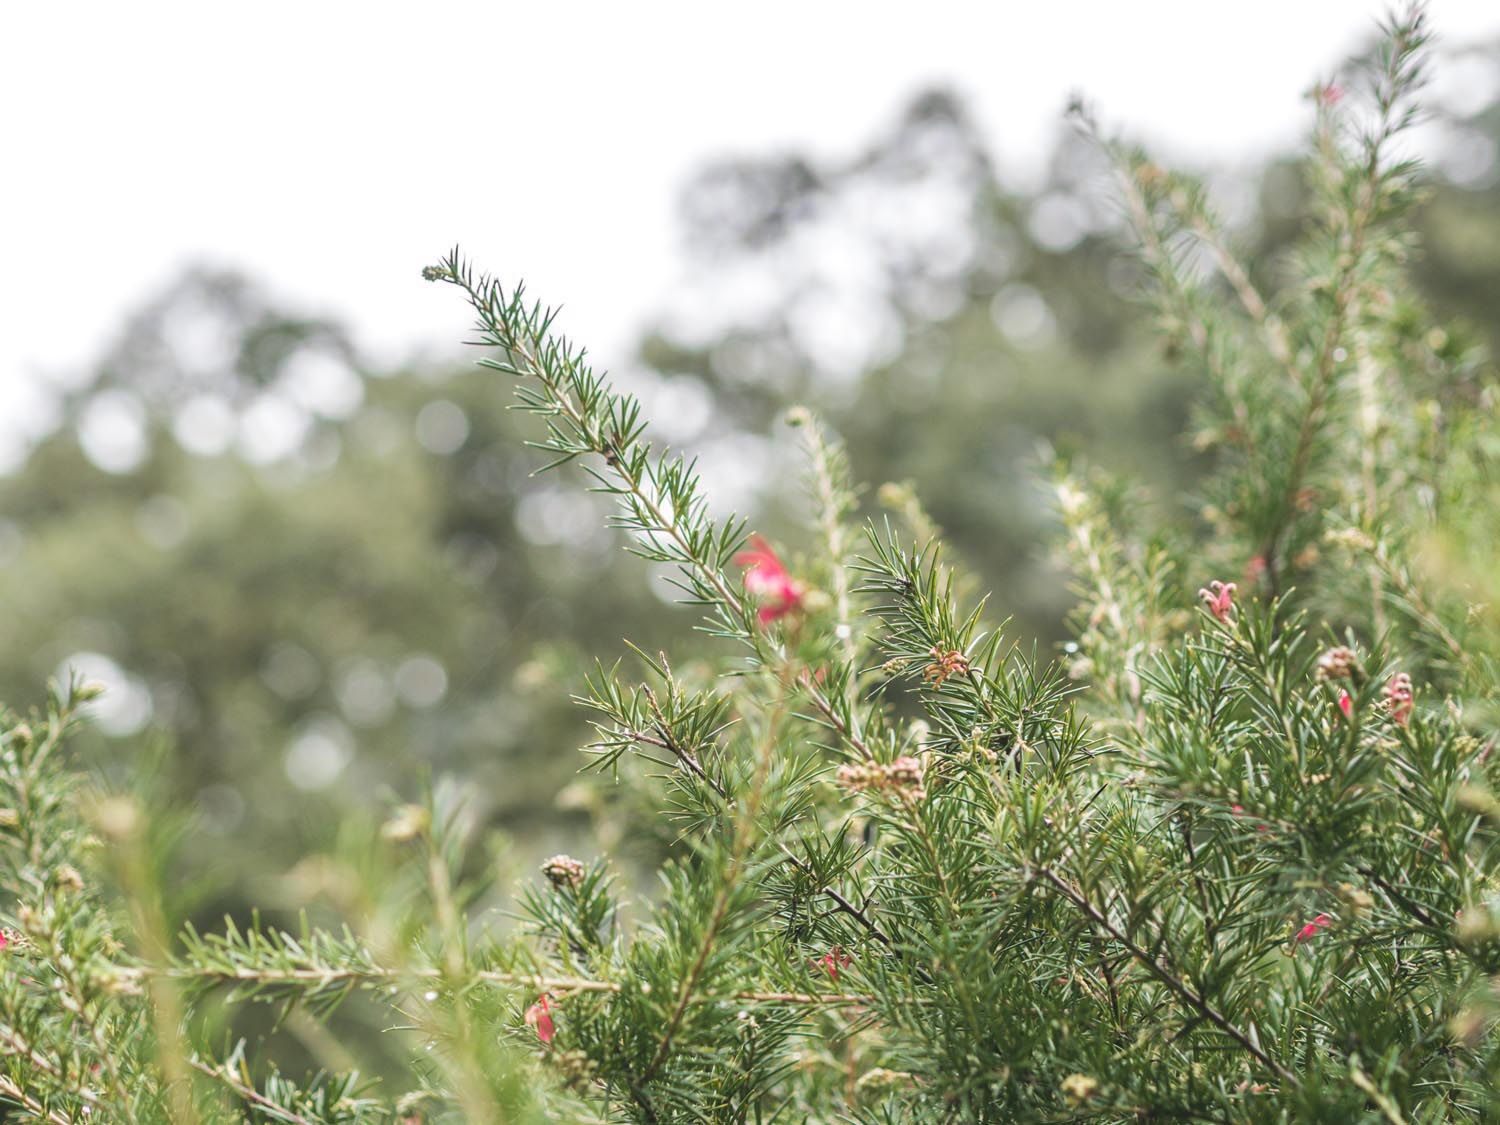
641 684 727 799
0 1074 74 1125
446 265 877 768
122 961 879 1011
780 844 892 947
187 1057 316 1125
1356 865 1444 933
1179 813 1218 950
1039 868 1298 1088
644 684 788 1079
0 1020 101 1106
1181 210 1295 372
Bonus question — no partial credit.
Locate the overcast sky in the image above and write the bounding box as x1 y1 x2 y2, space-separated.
8 1 1499 405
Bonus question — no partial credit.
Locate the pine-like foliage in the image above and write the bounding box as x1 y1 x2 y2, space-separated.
6 5 1500 1121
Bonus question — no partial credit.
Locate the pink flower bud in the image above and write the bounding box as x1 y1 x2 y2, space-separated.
1197 580 1237 623
734 536 806 626
1385 674 1414 726
1294 913 1332 946
525 994 555 1044
820 946 852 982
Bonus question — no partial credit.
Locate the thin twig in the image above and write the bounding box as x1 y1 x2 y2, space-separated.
1039 868 1298 1088
0 1074 74 1125
188 1057 316 1125
641 684 727 799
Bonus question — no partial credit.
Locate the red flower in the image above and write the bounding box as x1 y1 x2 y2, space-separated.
1338 691 1353 719
1293 913 1332 945
820 946 853 982
524 994 555 1044
1197 580 1236 623
734 536 805 626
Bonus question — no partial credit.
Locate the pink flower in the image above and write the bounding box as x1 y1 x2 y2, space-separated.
1385 674 1413 726
1338 691 1353 719
1317 82 1343 107
524 994 555 1044
734 536 805 626
1197 580 1237 622
820 946 852 982
1293 913 1332 946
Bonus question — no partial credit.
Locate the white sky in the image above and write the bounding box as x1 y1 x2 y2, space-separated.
7 0 1500 400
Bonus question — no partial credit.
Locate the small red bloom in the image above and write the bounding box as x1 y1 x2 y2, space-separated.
525 994 555 1044
1294 913 1332 945
734 536 805 626
1197 580 1237 623
820 945 853 982
1338 691 1353 719
1385 673 1414 726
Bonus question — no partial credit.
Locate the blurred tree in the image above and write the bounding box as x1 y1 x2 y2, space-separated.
0 270 701 921
0 36 1495 930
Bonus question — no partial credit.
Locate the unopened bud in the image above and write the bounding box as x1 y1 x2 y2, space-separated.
541 854 586 890
381 805 429 844
1315 646 1359 682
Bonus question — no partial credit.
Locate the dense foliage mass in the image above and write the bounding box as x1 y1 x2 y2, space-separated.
5 6 1500 1121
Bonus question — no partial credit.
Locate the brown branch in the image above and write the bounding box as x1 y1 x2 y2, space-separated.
781 845 892 948
641 684 728 799
188 1057 315 1125
1356 865 1444 933
0 1075 73 1125
1039 868 1297 1088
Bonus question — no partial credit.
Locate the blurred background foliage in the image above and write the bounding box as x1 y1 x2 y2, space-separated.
1 42 1496 973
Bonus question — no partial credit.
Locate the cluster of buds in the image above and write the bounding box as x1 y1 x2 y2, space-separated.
1315 646 1359 682
836 756 927 803
541 854 586 890
0 927 35 955
1197 580 1236 622
1385 673 1414 726
923 646 970 688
